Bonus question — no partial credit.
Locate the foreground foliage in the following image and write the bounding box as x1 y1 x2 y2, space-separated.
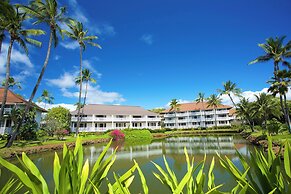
0 137 290 194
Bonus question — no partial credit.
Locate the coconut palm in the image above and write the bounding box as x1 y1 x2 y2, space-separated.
217 80 241 108
195 92 206 128
250 36 291 132
37 90 54 109
253 93 282 130
268 70 291 133
169 99 180 128
207 94 222 129
0 0 12 53
1 76 21 90
236 97 255 132
62 20 101 136
0 4 44 124
75 68 96 108
6 0 67 147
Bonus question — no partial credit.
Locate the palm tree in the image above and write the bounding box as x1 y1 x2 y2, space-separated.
169 99 180 129
217 80 241 108
195 92 206 128
75 68 96 108
249 36 291 132
236 97 255 132
0 4 44 124
253 93 282 130
1 76 21 90
6 0 67 147
0 0 13 53
37 90 54 109
207 94 222 129
268 70 291 133
62 20 101 136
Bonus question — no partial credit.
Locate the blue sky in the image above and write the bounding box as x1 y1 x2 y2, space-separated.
1 0 291 110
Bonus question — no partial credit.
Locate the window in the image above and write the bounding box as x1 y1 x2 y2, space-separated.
133 123 142 127
80 123 87 128
148 116 156 118
95 123 107 128
96 115 106 118
133 115 142 118
116 123 126 127
116 115 125 118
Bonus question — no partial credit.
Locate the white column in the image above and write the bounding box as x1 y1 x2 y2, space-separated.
130 115 132 128
112 114 114 129
145 116 148 128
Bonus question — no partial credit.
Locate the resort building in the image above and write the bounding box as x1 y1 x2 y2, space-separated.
0 88 47 135
162 102 233 129
70 104 161 132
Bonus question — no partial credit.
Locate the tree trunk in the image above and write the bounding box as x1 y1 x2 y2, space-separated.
283 94 291 133
0 39 14 122
81 81 88 116
76 46 83 136
228 94 237 108
5 31 53 148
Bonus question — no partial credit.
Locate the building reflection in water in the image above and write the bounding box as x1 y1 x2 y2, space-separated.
86 136 250 164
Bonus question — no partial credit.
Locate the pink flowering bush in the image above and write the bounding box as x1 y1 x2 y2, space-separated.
54 129 69 140
110 129 125 141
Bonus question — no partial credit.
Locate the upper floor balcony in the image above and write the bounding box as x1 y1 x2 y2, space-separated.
71 115 161 122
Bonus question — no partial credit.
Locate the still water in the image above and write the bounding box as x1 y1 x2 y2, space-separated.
0 135 253 193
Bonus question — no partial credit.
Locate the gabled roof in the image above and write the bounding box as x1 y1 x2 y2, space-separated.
71 104 158 116
163 102 232 113
0 88 47 112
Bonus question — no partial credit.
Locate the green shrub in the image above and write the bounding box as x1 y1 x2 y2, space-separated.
123 129 153 145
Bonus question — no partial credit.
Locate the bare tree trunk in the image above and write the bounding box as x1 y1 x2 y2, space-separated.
76 46 83 136
0 39 14 122
283 94 291 133
228 94 237 108
81 81 88 116
6 31 53 148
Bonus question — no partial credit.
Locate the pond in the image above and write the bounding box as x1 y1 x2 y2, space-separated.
0 134 254 193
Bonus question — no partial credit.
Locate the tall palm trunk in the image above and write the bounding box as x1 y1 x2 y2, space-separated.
0 39 14 122
283 94 291 133
76 46 83 136
6 31 53 148
81 81 88 115
228 94 237 108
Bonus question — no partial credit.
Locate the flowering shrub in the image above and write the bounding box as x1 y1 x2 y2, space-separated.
54 129 69 140
110 129 125 141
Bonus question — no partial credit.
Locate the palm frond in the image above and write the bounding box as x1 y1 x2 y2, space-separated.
25 37 42 47
249 55 272 65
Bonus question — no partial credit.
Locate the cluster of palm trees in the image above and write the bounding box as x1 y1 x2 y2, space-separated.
0 0 100 147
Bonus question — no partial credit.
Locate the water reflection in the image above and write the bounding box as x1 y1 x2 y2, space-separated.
85 136 250 165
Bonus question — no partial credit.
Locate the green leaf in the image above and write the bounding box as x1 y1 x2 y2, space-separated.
134 160 149 194
79 159 89 194
53 152 61 194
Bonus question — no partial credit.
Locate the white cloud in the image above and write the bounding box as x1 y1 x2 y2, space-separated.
165 99 191 107
141 34 153 45
0 43 34 82
94 23 116 37
46 72 76 88
46 71 125 104
60 41 79 50
36 102 76 111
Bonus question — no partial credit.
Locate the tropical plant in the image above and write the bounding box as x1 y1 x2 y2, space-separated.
110 129 125 141
207 94 222 129
253 93 282 130
6 0 68 147
0 138 147 194
268 70 291 133
53 129 69 140
152 148 223 193
1 76 21 90
236 97 255 132
37 89 54 109
62 20 101 136
169 99 180 129
250 36 291 133
196 92 206 128
218 137 291 194
0 3 44 123
0 0 13 53
217 80 241 108
45 106 71 131
75 68 96 108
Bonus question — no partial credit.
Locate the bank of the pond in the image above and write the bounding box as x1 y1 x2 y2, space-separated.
0 128 240 159
240 131 291 157
0 137 111 159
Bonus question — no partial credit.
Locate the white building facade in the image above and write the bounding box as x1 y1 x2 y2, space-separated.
0 88 46 135
162 102 233 129
70 104 161 132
